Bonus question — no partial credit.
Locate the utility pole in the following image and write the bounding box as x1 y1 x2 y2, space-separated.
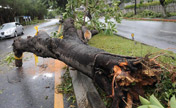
134 0 137 15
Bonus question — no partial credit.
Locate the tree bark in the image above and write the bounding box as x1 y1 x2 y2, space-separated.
77 26 98 44
160 0 167 17
13 18 162 108
134 0 137 15
162 5 167 17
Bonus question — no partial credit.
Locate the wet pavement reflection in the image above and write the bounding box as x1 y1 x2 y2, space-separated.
0 19 71 108
0 52 69 108
116 20 176 53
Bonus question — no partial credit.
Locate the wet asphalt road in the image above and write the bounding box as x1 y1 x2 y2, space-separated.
0 60 55 108
99 18 176 52
0 19 72 108
116 20 176 53
0 19 59 55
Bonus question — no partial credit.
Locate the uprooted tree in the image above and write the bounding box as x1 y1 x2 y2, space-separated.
13 18 163 108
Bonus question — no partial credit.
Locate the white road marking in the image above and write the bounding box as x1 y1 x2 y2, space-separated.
117 23 136 28
8 46 12 48
160 30 176 34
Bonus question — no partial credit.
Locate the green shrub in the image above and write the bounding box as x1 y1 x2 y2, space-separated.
166 0 176 4
125 0 176 9
47 11 56 19
125 1 160 9
125 4 135 9
123 12 134 17
140 0 144 4
104 21 118 35
124 10 162 18
170 12 176 16
138 10 162 18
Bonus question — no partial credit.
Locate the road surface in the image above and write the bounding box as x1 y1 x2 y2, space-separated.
99 18 176 53
0 19 74 108
0 19 59 55
116 19 176 53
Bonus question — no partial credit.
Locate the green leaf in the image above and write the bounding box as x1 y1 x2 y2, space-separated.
172 82 176 88
170 95 176 108
138 105 149 108
149 95 164 108
45 96 48 100
148 105 161 108
139 96 150 105
0 90 3 94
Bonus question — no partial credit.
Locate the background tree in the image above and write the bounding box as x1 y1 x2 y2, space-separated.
135 0 137 15
159 0 174 17
160 0 167 17
40 0 67 11
0 0 47 25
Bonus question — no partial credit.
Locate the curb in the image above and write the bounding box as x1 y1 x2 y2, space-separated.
69 67 106 108
114 33 150 46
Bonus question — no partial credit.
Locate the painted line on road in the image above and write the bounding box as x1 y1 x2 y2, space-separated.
54 60 65 108
8 46 12 49
117 23 136 28
58 24 62 34
54 24 64 108
160 30 176 34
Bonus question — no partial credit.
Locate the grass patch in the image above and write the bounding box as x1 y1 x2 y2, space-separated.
88 33 176 107
89 33 176 64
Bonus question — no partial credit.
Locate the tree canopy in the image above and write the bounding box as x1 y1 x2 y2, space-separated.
62 0 122 35
40 0 67 10
0 0 48 24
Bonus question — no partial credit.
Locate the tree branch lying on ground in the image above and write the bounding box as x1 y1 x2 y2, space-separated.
13 18 164 108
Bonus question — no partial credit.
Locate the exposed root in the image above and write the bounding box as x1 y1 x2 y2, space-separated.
109 65 122 97
109 50 176 107
125 93 133 108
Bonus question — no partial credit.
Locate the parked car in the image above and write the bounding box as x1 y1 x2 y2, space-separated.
0 22 24 39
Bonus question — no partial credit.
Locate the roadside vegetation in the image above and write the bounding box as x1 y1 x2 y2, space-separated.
21 17 46 26
123 10 176 19
0 0 64 25
125 1 161 9
56 67 77 108
88 33 176 107
124 0 176 18
124 0 176 10
124 10 163 18
124 0 176 9
63 0 122 33
0 0 47 25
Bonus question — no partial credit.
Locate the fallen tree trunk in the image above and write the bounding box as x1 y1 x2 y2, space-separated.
77 26 98 44
13 18 162 108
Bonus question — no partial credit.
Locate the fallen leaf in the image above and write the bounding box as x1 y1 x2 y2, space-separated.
45 96 48 100
69 105 76 108
0 90 3 94
45 86 50 88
